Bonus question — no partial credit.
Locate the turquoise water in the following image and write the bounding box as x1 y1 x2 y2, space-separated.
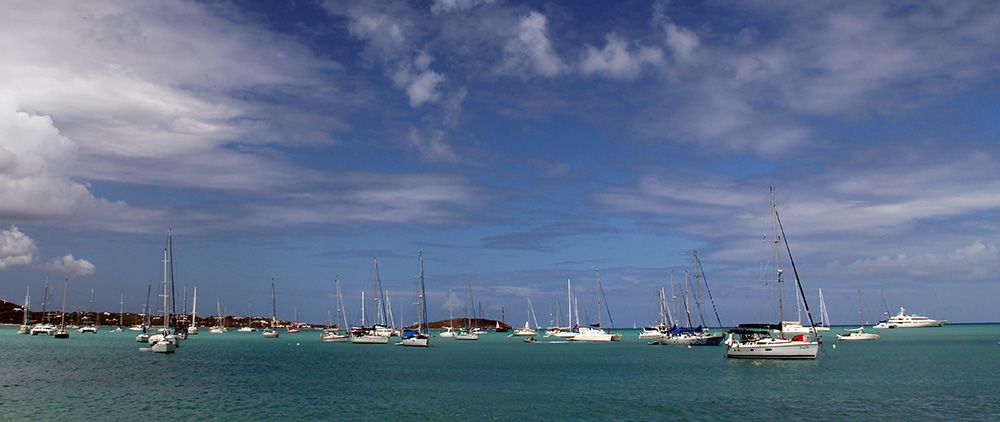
2 325 999 420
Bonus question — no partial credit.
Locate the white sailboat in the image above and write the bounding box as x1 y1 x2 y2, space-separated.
656 252 724 346
454 285 479 341
572 268 617 342
79 288 98 333
53 279 70 339
439 289 458 338
111 292 124 332
238 304 256 332
141 247 177 353
17 286 30 335
31 280 57 336
351 258 391 344
724 188 819 359
135 281 152 342
209 298 227 334
399 251 430 347
287 307 301 334
321 276 350 342
838 290 880 341
262 278 280 338
512 298 539 336
187 286 199 334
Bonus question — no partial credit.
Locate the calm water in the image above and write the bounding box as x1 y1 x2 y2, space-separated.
2 325 999 420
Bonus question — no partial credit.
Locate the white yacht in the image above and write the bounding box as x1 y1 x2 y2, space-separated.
837 327 880 341
571 326 613 342
438 326 458 338
875 307 944 328
140 245 177 354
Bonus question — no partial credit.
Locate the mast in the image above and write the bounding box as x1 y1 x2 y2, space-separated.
594 268 602 328
819 288 829 326
335 276 348 329
270 278 277 328
22 286 30 326
683 271 693 328
857 289 865 325
527 298 539 330
566 279 572 328
162 248 170 330
42 279 49 324
216 298 222 327
60 279 69 328
192 286 197 325
694 250 724 328
360 291 366 326
143 281 152 329
770 187 784 323
693 251 707 327
772 187 817 329
167 228 177 326
418 251 427 334
118 291 124 328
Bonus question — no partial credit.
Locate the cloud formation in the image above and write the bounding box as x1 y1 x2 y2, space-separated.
499 12 564 77
43 254 97 277
580 33 664 80
0 225 36 269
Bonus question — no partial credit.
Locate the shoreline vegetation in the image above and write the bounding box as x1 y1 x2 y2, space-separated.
0 299 513 330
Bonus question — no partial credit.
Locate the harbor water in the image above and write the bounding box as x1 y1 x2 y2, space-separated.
2 324 998 420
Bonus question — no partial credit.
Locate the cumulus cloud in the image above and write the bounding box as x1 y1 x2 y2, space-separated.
499 11 564 77
392 51 446 107
43 254 96 278
580 33 665 80
0 225 37 269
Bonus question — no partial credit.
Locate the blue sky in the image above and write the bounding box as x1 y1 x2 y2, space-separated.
2 0 1000 326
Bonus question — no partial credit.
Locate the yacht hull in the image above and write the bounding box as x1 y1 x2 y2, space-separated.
351 335 390 344
725 340 819 359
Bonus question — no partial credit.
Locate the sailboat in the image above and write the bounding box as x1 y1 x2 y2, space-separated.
439 289 458 338
455 285 479 340
79 289 98 333
286 307 301 333
140 247 178 353
657 251 724 346
31 280 57 335
209 298 227 334
16 287 30 335
640 285 671 340
111 292 124 332
724 188 820 359
135 281 152 342
187 286 199 334
572 268 618 342
238 304 256 332
53 279 70 339
351 258 391 344
322 276 350 342
838 290 880 341
263 279 280 338
782 288 832 334
495 306 509 332
399 251 430 347
512 298 539 336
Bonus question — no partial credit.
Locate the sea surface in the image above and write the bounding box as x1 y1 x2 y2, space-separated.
2 324 999 420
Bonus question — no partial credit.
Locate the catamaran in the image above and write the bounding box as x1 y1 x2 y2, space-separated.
399 251 431 347
31 280 57 335
724 188 820 359
263 279 280 338
209 298 227 334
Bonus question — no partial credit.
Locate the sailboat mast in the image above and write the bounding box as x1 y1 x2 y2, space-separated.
361 291 366 326
192 286 197 323
772 187 817 329
594 268 602 328
566 279 572 328
683 271 693 328
60 279 68 327
22 286 30 326
270 278 277 327
857 289 864 325
162 248 170 329
693 251 707 326
770 187 784 323
418 251 427 333
119 291 124 328
143 281 152 327
335 276 348 329
42 279 49 323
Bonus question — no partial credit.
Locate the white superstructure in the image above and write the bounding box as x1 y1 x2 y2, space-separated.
875 307 944 328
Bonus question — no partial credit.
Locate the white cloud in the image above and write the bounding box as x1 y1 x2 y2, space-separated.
499 11 564 77
431 0 497 15
0 225 36 269
652 1 700 63
407 128 460 163
392 51 446 107
581 33 664 80
43 254 96 278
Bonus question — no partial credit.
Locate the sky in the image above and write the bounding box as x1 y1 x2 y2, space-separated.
2 0 1000 327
